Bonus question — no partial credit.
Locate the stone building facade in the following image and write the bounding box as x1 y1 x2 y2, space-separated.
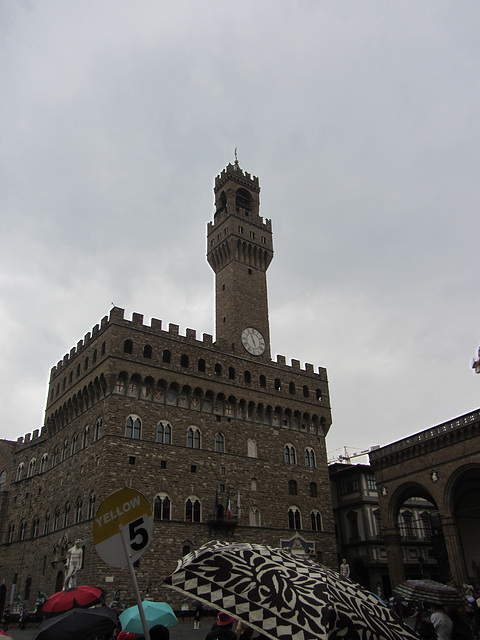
0 161 336 613
329 462 439 599
369 408 480 590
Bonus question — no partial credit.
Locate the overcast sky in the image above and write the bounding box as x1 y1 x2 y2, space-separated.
1 1 479 461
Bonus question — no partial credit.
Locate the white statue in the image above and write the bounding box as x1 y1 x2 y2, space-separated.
64 540 83 590
340 558 350 578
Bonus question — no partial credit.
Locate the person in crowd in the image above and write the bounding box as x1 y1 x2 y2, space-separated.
417 620 437 639
194 602 203 630
430 603 453 640
446 606 474 640
235 621 254 640
19 608 28 630
205 612 237 640
1 610 10 633
149 624 170 640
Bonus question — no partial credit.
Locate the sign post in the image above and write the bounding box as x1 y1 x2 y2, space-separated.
93 488 153 640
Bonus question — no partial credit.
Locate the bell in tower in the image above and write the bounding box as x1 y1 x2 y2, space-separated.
207 158 274 360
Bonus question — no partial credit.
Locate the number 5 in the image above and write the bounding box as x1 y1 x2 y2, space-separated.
129 517 148 551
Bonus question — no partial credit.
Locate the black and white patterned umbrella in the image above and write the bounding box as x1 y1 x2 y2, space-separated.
163 540 418 640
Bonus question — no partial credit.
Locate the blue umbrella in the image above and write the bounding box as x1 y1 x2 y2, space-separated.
119 601 178 634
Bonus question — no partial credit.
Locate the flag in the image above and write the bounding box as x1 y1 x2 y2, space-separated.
227 492 231 519
237 490 241 520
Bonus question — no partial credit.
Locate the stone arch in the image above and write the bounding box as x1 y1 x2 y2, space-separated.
444 462 480 585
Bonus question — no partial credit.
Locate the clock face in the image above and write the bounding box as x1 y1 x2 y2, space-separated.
241 327 266 356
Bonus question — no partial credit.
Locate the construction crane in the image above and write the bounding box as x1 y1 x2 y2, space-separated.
328 445 380 464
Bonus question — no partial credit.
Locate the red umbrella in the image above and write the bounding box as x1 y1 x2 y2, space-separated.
42 586 104 614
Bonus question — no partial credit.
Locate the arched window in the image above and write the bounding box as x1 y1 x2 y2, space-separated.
154 493 171 520
284 445 296 465
198 359 206 372
187 427 201 449
288 479 298 495
185 497 201 522
157 421 172 444
71 434 78 456
8 523 15 543
215 433 225 453
143 344 152 358
84 356 89 371
43 512 50 535
88 494 96 519
75 498 82 524
244 371 251 384
275 378 281 391
288 507 301 530
101 341 106 355
20 521 27 541
309 482 318 498
82 426 89 449
162 349 171 363
40 453 48 473
251 477 258 491
93 349 97 363
316 388 322 401
236 188 252 211
0 470 6 492
32 518 40 538
305 447 316 468
228 367 235 380
53 508 60 531
247 439 257 458
52 447 58 467
16 462 24 482
259 375 266 387
126 416 141 439
124 339 133 354
249 507 261 527
64 503 70 528
215 363 222 376
62 438 68 461
181 354 189 368
95 418 103 441
28 458 36 478
311 510 323 531
303 385 309 398
289 381 295 394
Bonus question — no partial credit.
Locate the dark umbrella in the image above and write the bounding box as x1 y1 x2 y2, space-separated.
394 579 465 606
164 540 419 640
42 585 105 614
33 606 118 640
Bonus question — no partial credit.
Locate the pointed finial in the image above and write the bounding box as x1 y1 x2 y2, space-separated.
234 147 238 165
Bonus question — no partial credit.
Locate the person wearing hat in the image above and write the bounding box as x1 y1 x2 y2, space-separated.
204 612 237 640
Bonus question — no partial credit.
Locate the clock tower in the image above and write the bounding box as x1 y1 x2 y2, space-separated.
207 159 273 360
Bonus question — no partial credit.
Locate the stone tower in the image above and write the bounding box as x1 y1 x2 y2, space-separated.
207 160 273 360
0 160 335 611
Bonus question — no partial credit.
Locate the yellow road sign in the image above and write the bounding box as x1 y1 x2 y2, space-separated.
93 487 153 568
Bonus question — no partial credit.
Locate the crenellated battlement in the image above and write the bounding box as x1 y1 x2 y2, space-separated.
49 307 326 382
16 426 47 447
215 163 260 191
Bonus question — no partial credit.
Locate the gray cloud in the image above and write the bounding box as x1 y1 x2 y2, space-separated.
1 1 479 460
